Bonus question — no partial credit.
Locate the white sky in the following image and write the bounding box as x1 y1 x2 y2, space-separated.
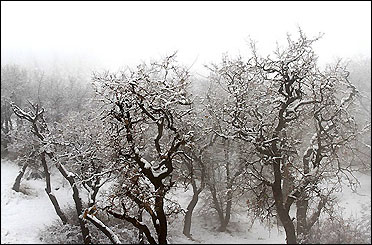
1 1 371 76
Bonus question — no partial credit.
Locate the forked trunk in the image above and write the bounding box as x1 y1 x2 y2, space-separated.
272 159 297 244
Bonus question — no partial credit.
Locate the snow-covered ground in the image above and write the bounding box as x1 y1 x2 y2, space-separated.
168 189 286 244
1 159 370 244
335 171 371 219
1 159 72 244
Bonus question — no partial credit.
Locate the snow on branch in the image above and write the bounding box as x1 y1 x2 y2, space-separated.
85 212 121 244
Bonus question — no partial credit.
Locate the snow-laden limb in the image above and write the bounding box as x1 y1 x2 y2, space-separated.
107 208 157 244
85 212 121 244
10 103 34 121
262 137 280 145
287 194 297 200
10 101 45 124
66 171 76 178
141 158 151 169
134 146 140 155
78 163 121 184
151 164 168 178
340 81 359 108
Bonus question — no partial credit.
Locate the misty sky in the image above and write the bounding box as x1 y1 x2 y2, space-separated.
1 1 371 76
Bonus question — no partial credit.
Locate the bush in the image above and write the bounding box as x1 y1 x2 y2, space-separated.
39 205 139 244
308 203 371 244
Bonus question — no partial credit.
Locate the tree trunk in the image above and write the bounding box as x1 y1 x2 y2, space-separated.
88 184 100 208
217 189 232 232
138 208 144 244
70 175 92 244
296 199 308 242
182 151 206 240
108 208 157 244
282 162 294 204
218 188 232 232
217 139 232 232
155 186 168 244
272 160 297 244
1 128 10 157
12 161 29 192
296 147 311 243
40 152 68 224
46 152 92 244
218 218 228 232
277 204 297 244
209 184 225 228
183 189 201 238
73 181 91 244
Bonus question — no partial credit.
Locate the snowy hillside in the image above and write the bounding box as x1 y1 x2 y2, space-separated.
1 159 370 244
1 160 72 243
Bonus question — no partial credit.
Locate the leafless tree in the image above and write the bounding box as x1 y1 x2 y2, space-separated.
177 116 216 238
93 53 194 244
11 102 69 226
207 29 363 244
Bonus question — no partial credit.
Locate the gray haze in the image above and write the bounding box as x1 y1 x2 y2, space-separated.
1 1 371 75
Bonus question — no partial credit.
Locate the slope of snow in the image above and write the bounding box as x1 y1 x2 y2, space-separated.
1 159 73 244
335 171 371 218
1 159 370 244
167 186 286 244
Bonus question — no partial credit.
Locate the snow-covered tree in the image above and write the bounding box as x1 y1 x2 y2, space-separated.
207 29 363 244
9 100 121 243
346 57 371 172
196 73 256 233
54 106 117 208
175 99 216 238
93 53 194 244
53 106 123 244
10 101 68 225
1 65 28 155
1 64 91 156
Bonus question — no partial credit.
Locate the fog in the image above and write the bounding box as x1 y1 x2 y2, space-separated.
1 2 371 244
1 1 371 76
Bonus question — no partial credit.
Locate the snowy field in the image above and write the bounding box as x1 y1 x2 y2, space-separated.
1 159 72 244
1 159 370 244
